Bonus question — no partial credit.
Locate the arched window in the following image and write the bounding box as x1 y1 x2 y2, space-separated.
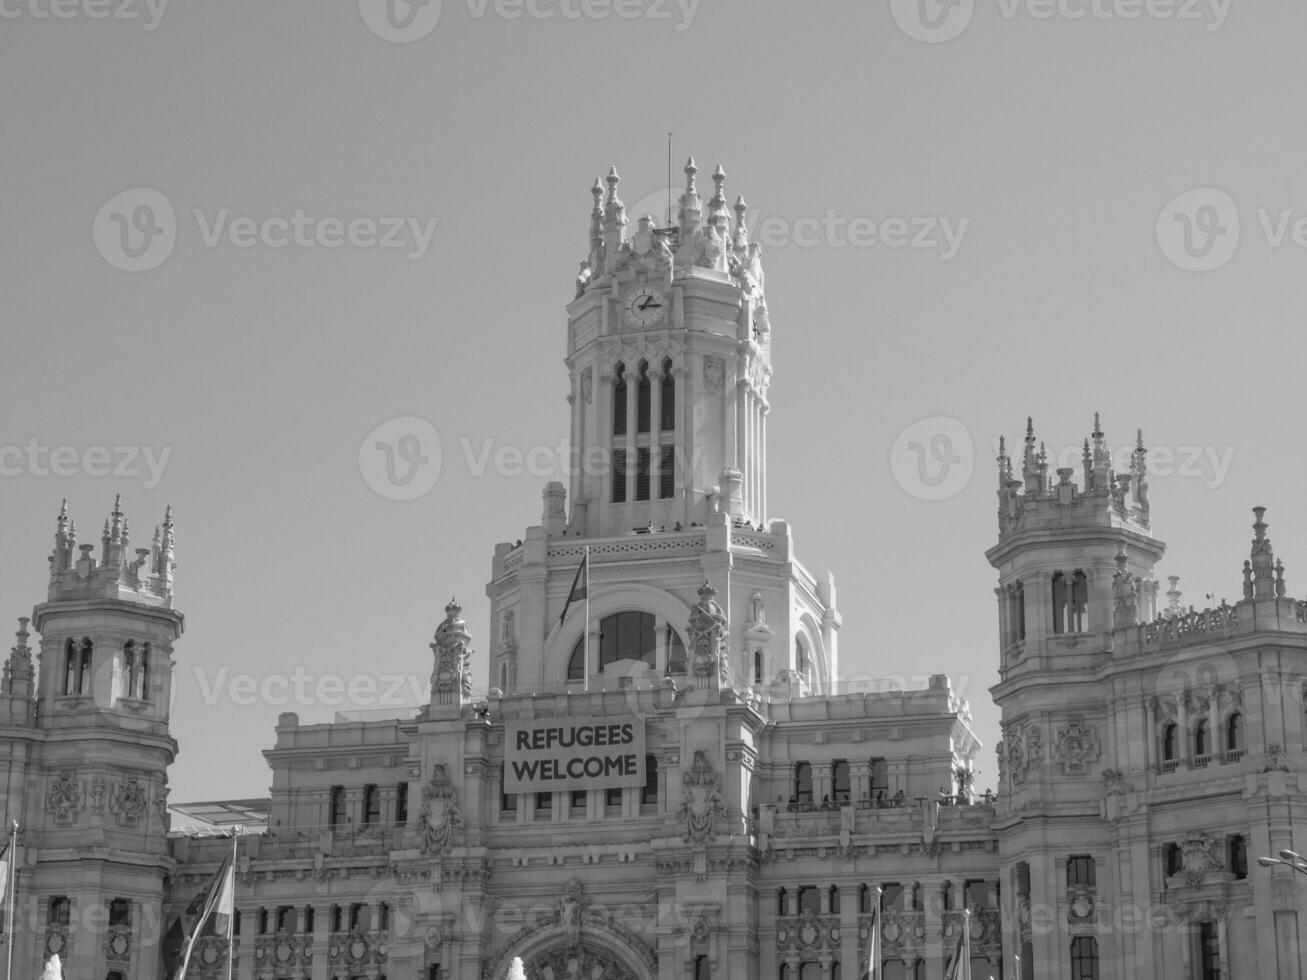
1229 834 1248 879
636 360 651 434
795 635 809 675
599 611 655 670
78 638 92 694
1070 571 1088 632
1226 713 1244 753
1162 724 1178 762
567 638 586 681
1194 719 1210 758
753 649 764 685
1070 936 1099 980
660 357 675 431
137 643 150 700
612 362 627 436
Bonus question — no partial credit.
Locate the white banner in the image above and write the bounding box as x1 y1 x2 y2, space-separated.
504 716 645 793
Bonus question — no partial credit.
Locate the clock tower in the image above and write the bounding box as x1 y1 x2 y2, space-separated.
486 156 838 701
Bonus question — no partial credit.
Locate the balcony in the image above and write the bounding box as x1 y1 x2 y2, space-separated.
1193 754 1212 769
1223 748 1247 764
1160 759 1179 774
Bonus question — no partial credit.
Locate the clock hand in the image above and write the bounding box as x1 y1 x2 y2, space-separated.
638 296 662 310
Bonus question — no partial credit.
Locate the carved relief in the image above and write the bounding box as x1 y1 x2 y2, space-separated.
415 765 464 856
47 772 82 822
1102 769 1133 796
112 777 148 823
702 357 724 395
1004 723 1044 786
559 878 584 948
678 750 726 843
1179 835 1220 886
1052 720 1101 775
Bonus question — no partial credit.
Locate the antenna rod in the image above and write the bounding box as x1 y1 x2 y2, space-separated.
667 131 672 226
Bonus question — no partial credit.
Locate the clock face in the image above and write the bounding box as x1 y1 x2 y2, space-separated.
623 286 665 327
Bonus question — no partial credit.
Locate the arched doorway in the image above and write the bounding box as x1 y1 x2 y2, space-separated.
524 940 647 979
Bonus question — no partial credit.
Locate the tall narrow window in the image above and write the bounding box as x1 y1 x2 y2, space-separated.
535 791 551 813
658 445 675 499
794 762 813 804
635 447 651 501
828 885 840 914
121 642 136 698
63 639 76 695
78 638 92 694
636 360 651 434
1194 719 1210 757
612 362 627 436
1070 936 1099 980
1070 571 1088 632
753 649 764 685
108 898 130 926
1199 922 1220 980
1052 572 1068 634
501 769 517 814
49 897 70 927
329 786 346 828
303 906 314 933
1229 835 1247 879
1162 724 1178 763
641 755 658 806
1226 713 1244 752
137 643 150 700
666 627 687 675
568 637 587 681
660 358 675 431
363 784 380 824
797 886 819 914
612 448 628 503
396 781 408 824
1164 843 1183 877
832 760 851 803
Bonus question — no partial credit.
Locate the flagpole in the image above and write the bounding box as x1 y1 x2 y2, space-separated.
870 884 882 980
5 820 16 980
226 827 238 980
583 546 590 692
963 906 972 980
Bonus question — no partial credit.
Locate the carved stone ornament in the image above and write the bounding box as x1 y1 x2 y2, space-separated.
430 599 474 705
580 366 593 405
415 765 465 856
1102 769 1134 796
1179 834 1221 886
47 772 82 821
1005 723 1044 786
702 356 724 395
559 878 584 949
112 777 148 822
1052 720 1101 775
678 750 727 844
687 582 728 684
1112 548 1140 627
1264 743 1294 773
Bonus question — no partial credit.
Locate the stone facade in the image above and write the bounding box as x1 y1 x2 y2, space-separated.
2 163 1306 980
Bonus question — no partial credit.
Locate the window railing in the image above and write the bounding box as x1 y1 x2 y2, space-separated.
1193 753 1211 769
1160 759 1179 774
1223 748 1246 763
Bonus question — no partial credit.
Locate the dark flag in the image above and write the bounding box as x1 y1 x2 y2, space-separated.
160 855 232 980
559 551 589 626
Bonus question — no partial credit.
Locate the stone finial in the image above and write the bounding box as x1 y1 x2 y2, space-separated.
1021 418 1040 491
604 165 621 206
733 194 749 250
1165 576 1182 616
683 156 698 193
996 436 1009 490
1250 506 1276 599
431 597 474 707
1275 558 1287 598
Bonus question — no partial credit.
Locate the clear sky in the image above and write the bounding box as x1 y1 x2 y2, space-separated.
2 0 1305 803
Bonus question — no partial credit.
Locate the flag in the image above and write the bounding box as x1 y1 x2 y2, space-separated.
559 551 588 626
0 835 9 906
212 858 234 936
160 855 232 980
944 912 972 980
862 908 879 979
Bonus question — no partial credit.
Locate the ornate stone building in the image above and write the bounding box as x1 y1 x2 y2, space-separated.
1 160 1305 980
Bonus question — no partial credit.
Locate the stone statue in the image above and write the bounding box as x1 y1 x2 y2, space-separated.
559 878 584 948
